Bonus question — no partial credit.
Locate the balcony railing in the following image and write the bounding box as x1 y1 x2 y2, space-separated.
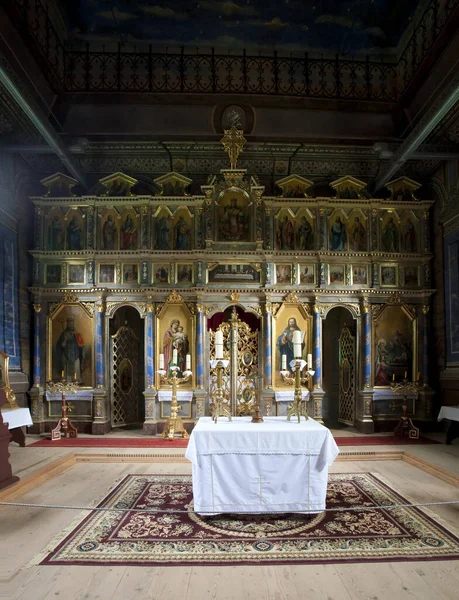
10 0 459 101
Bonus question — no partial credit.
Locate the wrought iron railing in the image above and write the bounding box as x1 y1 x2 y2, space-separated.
9 0 459 101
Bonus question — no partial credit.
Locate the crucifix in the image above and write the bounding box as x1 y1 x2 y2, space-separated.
220 126 247 170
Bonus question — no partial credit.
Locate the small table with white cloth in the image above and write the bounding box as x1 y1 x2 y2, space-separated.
1 408 33 447
185 416 339 515
437 406 459 445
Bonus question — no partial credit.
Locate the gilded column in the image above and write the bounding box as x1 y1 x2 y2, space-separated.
143 298 158 434
33 303 42 387
264 300 272 388
95 298 105 387
363 299 372 388
194 302 207 420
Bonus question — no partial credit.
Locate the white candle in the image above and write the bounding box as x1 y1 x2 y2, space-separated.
173 349 178 365
159 354 164 370
282 354 287 370
215 330 223 359
307 353 312 368
186 354 191 371
293 330 302 358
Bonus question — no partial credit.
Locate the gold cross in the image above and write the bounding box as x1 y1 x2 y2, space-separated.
221 126 246 169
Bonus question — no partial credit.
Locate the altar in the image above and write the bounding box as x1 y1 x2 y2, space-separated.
185 416 339 515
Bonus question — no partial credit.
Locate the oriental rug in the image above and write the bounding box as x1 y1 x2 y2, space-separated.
39 473 459 566
27 435 439 448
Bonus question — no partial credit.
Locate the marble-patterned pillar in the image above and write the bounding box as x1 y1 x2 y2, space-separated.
92 297 109 434
194 303 207 420
29 302 45 433
418 303 434 420
143 299 157 434
363 300 372 389
311 302 324 421
422 304 430 385
264 302 272 388
357 297 374 433
33 303 42 387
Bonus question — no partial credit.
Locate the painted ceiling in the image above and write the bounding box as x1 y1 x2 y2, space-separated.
62 0 422 55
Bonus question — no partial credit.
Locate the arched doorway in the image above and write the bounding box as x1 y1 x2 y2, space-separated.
322 307 357 427
109 306 145 428
207 306 260 416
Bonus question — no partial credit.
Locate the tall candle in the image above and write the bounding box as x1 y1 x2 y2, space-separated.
417 371 420 381
392 373 395 381
173 349 178 365
73 372 77 381
404 371 407 378
186 354 191 371
307 353 312 368
293 330 302 358
282 354 287 370
159 354 164 370
215 330 223 359
61 370 64 378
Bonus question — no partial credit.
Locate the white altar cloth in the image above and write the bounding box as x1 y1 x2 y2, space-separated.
185 416 339 515
438 406 459 422
274 390 310 402
1 407 33 429
157 391 193 402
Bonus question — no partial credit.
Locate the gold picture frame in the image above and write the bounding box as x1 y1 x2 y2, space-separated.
328 264 345 285
47 302 94 388
380 264 398 287
67 263 86 285
351 265 368 286
122 263 139 284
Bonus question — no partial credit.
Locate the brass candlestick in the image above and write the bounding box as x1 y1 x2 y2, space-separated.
286 359 315 423
210 360 232 423
390 375 420 439
47 378 79 440
251 389 264 423
159 367 189 440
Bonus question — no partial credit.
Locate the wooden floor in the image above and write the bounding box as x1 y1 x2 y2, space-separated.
1 432 459 600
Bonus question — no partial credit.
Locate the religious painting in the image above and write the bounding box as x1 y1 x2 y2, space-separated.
99 264 115 284
100 210 119 250
373 302 417 386
299 264 315 285
156 298 195 389
48 303 94 387
153 263 170 284
296 214 314 251
122 263 139 284
273 301 312 389
403 266 419 287
208 264 260 283
381 213 400 253
380 264 398 287
352 265 368 286
401 219 417 253
328 265 345 285
445 234 459 360
276 175 313 198
46 264 62 284
217 190 251 242
275 211 295 250
348 214 367 251
275 264 292 285
386 176 421 202
47 211 65 251
154 209 172 250
68 264 85 284
329 213 348 251
120 210 138 250
172 211 192 250
177 263 193 284
0 225 20 367
154 172 192 197
65 211 84 251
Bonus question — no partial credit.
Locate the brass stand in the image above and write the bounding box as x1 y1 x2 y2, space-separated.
159 367 189 440
47 379 79 441
390 376 420 439
251 390 264 423
286 360 314 423
210 360 232 423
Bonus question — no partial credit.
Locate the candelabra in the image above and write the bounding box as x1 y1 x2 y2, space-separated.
285 359 315 423
47 378 79 441
158 366 191 440
210 359 232 423
390 374 420 439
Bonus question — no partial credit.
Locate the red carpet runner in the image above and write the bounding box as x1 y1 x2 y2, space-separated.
27 435 439 448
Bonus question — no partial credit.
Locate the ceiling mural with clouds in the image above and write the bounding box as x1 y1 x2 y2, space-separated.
62 0 422 55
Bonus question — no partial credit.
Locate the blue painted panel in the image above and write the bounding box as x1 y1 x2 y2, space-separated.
0 223 21 368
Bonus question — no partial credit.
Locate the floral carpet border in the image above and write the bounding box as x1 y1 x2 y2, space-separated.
39 473 459 567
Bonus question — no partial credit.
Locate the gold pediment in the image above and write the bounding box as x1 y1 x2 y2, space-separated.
98 172 138 197
154 172 192 196
276 175 313 198
385 177 421 201
40 173 78 197
330 176 367 199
